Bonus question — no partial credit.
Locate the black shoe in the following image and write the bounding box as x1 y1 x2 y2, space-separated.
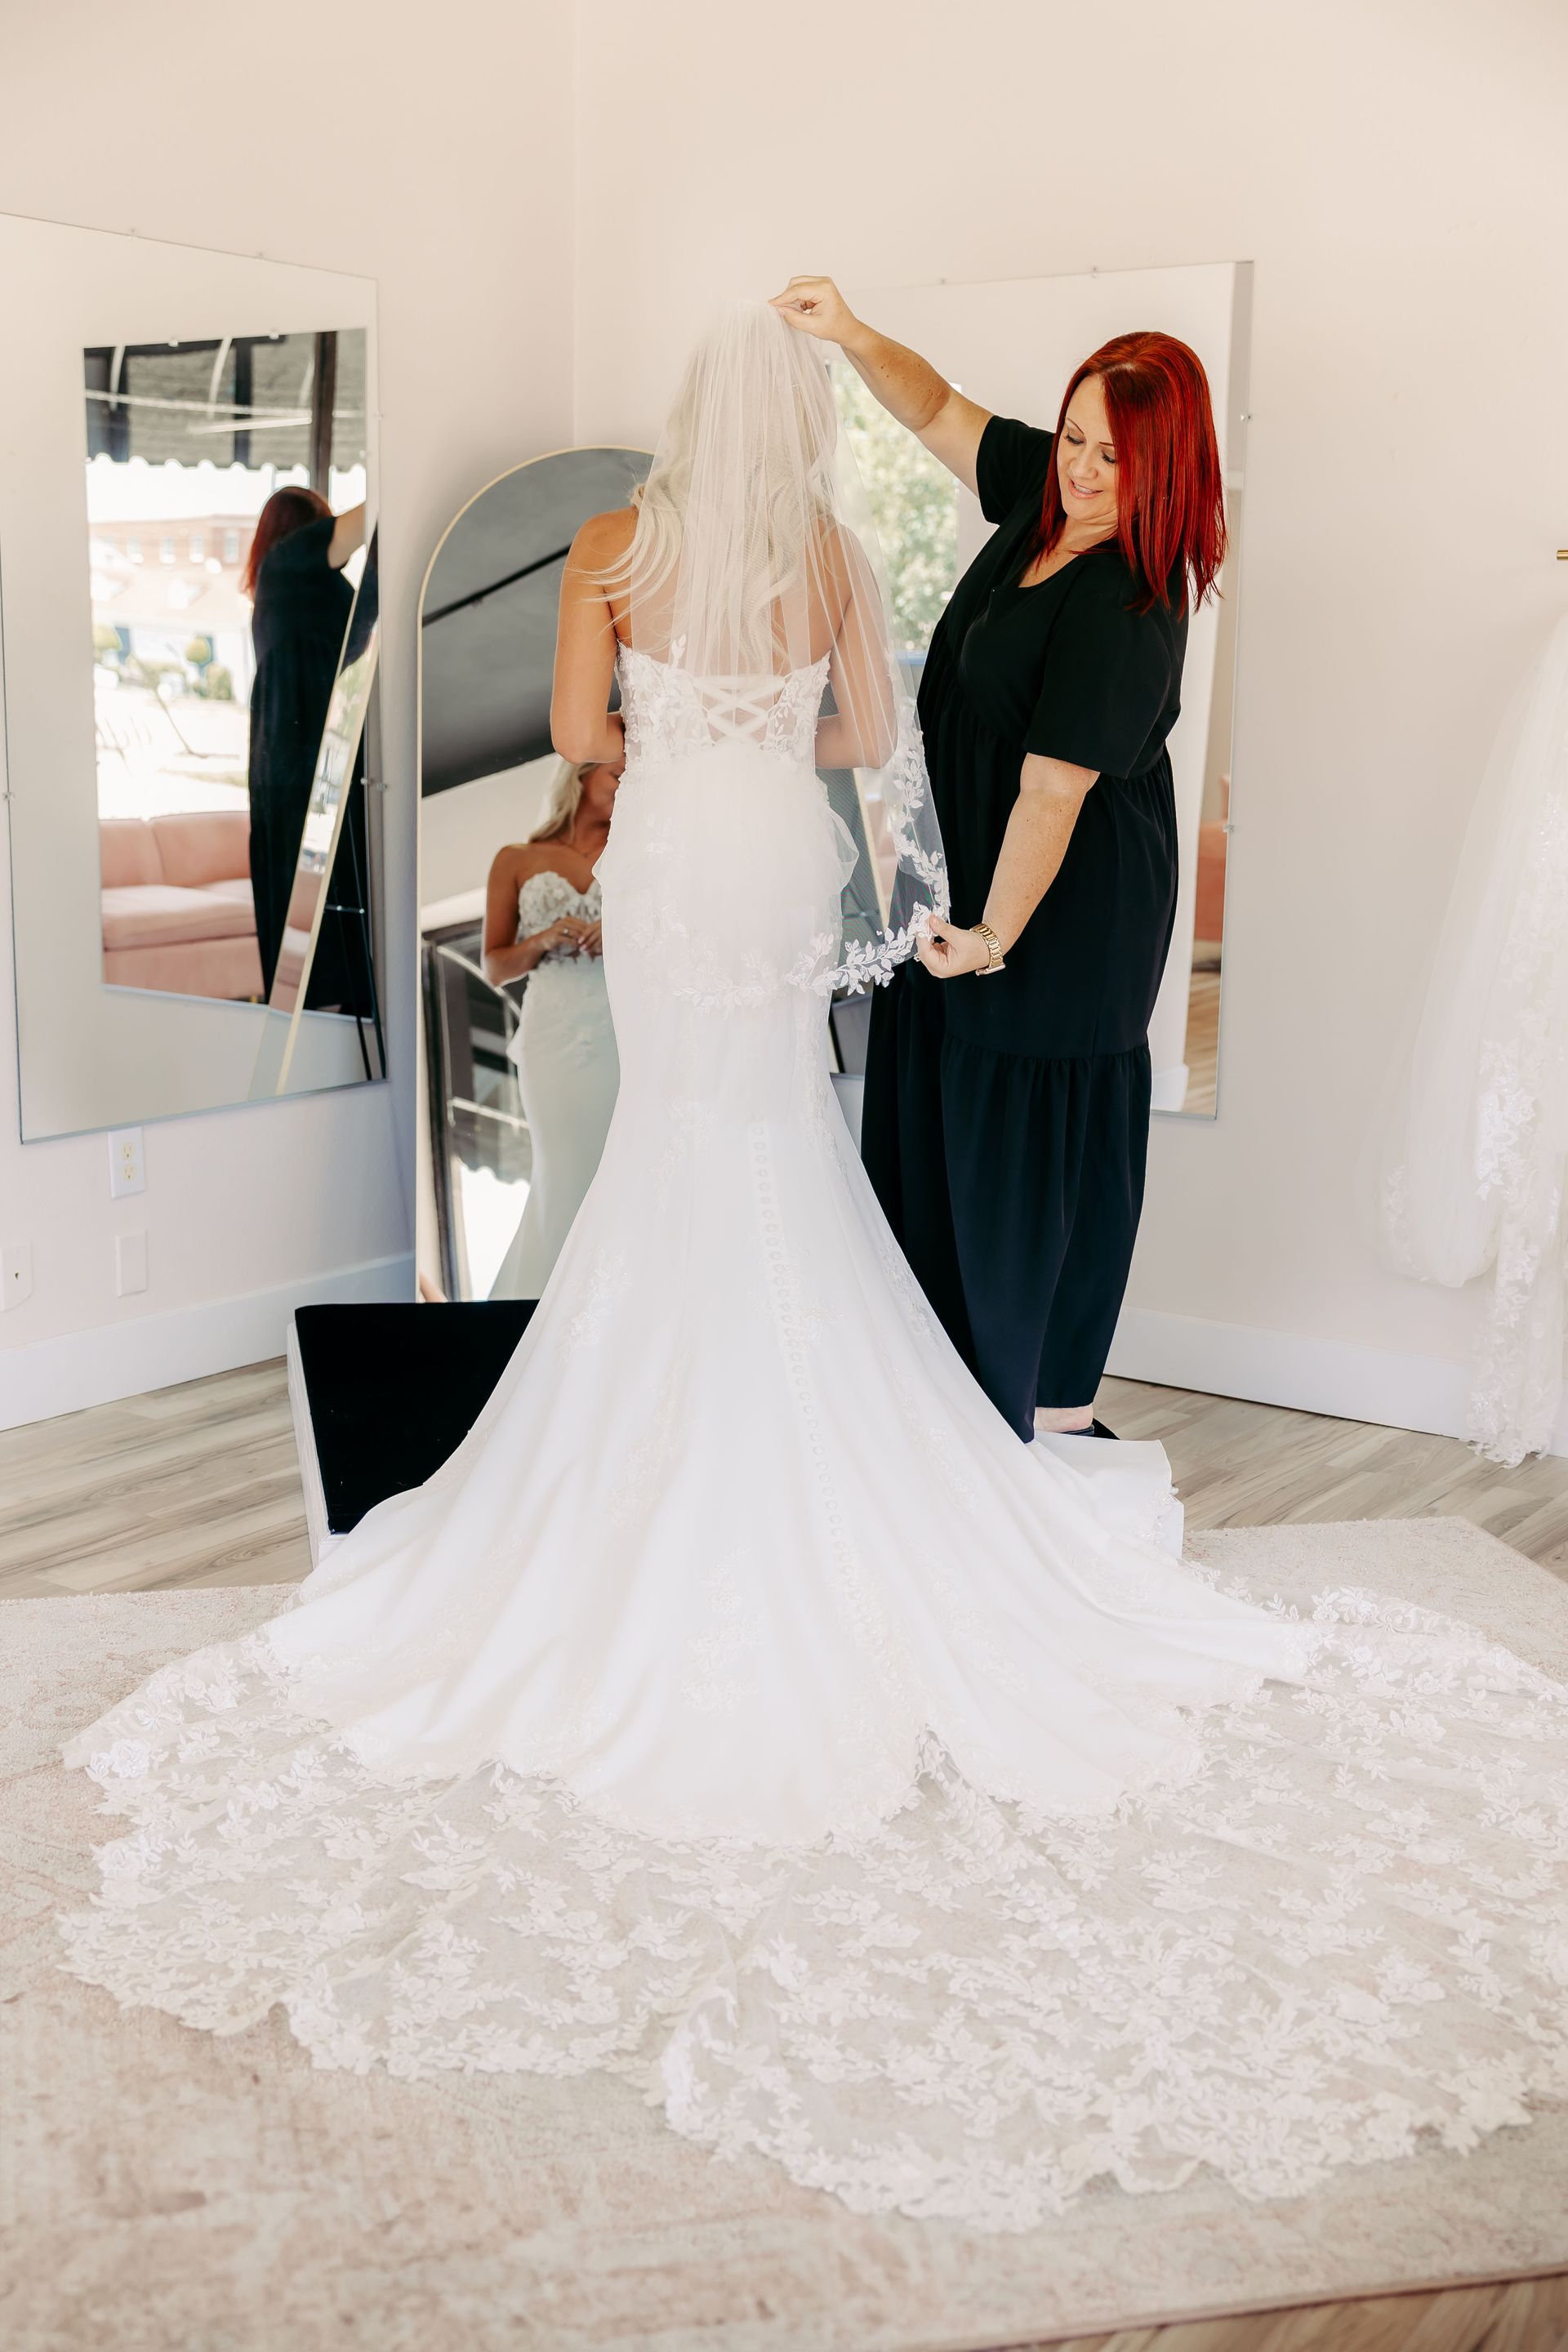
1089 1418 1120 1440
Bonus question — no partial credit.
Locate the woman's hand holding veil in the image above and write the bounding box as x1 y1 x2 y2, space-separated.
769 277 864 347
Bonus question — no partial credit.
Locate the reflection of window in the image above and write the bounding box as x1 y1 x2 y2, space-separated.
127 537 142 563
832 366 958 659
159 537 176 564
223 530 239 564
189 532 203 560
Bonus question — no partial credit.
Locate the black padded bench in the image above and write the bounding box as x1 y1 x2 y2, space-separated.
287 1302 537 1557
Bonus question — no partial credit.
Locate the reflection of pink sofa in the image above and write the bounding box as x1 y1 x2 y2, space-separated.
100 813 264 1000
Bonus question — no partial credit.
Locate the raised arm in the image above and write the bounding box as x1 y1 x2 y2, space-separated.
770 276 992 497
550 511 630 765
328 502 366 568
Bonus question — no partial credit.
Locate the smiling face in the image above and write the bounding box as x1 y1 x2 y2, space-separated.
1056 374 1119 537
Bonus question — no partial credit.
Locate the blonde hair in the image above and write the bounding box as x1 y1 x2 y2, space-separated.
526 758 591 844
593 300 842 676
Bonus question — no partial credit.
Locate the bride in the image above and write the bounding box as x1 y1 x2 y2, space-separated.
60 301 1568 2232
483 755 621 1301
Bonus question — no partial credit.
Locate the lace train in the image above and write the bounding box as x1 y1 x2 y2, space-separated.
59 1573 1568 2233
54 648 1568 2232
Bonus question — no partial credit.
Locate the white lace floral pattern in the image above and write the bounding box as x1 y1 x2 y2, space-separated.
54 636 1568 2237
514 871 603 955
58 1582 1568 2231
612 643 945 1002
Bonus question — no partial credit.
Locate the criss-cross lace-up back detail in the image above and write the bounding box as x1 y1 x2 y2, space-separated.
617 641 830 767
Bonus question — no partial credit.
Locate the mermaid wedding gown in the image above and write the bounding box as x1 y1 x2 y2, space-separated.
489 870 618 1301
60 644 1568 2230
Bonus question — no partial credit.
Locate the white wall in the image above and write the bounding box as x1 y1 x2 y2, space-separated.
0 0 575 1423
421 756 558 920
571 0 1568 1437
5 0 1565 1442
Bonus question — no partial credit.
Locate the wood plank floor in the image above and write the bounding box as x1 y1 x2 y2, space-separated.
1182 967 1222 1118
2 1357 1565 2349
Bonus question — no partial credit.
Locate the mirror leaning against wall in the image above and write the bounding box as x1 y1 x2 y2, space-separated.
0 215 385 1142
418 448 651 1302
416 446 898 1301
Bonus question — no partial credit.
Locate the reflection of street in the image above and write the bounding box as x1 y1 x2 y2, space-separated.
93 670 248 817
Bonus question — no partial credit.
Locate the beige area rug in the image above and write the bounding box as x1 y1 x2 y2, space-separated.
2 1517 1566 2352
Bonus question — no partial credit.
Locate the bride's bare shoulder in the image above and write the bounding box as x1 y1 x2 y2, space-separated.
568 506 637 563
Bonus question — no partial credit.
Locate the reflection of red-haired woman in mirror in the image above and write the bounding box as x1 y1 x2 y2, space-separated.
482 756 621 1299
776 280 1225 1450
242 486 366 999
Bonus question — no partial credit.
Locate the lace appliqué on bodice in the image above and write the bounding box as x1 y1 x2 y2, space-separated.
516 871 602 960
617 640 831 767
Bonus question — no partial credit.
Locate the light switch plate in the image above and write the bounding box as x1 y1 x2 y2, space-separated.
109 1128 145 1199
115 1232 148 1296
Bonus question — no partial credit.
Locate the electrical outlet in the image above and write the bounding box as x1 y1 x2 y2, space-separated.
1 1244 33 1310
115 1232 148 1297
109 1127 145 1200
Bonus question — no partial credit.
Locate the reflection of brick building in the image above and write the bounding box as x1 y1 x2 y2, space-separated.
90 511 258 691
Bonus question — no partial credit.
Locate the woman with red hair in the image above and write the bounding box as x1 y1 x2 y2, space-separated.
776 279 1224 1446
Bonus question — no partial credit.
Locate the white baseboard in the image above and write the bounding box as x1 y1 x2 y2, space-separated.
0 1253 415 1432
1107 1303 1568 1457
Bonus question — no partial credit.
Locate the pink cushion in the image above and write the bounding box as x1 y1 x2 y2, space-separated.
104 936 264 1000
152 809 252 889
99 819 167 889
100 884 257 951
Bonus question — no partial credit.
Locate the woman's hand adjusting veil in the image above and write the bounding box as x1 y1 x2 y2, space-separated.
916 917 994 980
917 753 1099 982
771 275 992 497
769 275 862 347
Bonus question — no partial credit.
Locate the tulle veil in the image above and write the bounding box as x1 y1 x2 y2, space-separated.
601 297 948 994
1376 612 1568 1462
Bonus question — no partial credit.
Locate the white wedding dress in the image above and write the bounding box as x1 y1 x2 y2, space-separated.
489 870 618 1301
1379 614 1568 1463
58 639 1568 2230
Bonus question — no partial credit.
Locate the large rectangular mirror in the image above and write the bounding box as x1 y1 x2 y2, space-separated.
847 262 1250 1118
0 215 383 1138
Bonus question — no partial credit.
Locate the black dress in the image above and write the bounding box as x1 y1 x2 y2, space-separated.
862 416 1187 1439
247 515 365 1006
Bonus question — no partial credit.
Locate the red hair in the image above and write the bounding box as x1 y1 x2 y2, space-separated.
240 485 332 598
1027 332 1225 614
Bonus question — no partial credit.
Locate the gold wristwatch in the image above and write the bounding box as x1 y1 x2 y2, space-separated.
969 922 1006 975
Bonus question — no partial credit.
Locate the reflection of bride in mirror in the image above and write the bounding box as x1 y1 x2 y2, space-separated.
482 756 621 1299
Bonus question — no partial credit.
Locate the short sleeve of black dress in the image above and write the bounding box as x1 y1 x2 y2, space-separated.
975 415 1055 526
1024 559 1178 782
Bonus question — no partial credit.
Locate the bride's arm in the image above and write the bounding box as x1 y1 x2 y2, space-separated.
551 514 628 764
770 276 991 497
815 528 898 771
